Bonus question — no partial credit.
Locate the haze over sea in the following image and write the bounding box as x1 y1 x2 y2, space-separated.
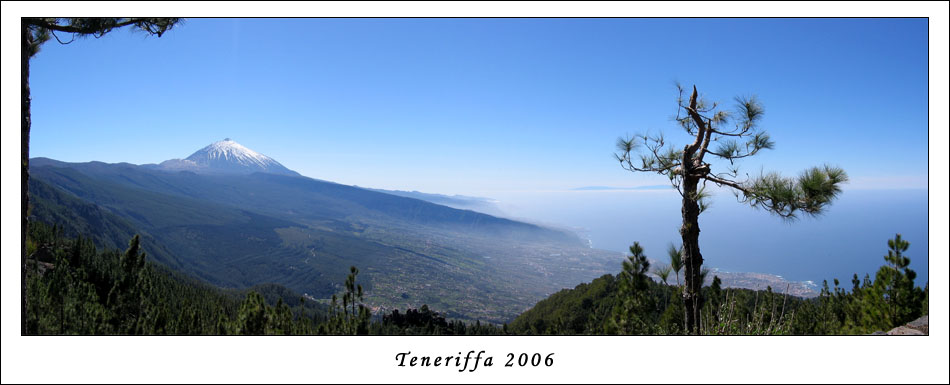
490 187 929 286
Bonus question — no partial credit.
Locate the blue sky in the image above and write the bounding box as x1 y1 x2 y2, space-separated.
29 18 928 195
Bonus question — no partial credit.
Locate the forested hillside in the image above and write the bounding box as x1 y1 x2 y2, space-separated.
29 159 620 323
509 238 928 335
25 220 508 335
25 218 926 335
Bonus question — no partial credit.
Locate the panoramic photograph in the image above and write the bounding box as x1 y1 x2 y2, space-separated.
3 6 947 384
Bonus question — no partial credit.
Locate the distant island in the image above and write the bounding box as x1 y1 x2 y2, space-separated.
572 185 671 191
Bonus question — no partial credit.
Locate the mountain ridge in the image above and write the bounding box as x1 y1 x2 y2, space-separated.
29 150 615 322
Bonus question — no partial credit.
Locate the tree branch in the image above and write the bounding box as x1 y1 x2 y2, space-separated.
683 85 707 159
706 149 758 161
25 18 179 39
708 126 751 137
702 175 749 194
26 18 140 35
697 121 714 162
49 30 76 45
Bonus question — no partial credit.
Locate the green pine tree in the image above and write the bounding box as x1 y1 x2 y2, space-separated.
874 234 923 328
107 235 147 334
610 242 655 334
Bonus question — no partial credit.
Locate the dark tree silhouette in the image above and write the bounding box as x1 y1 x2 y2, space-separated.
21 18 181 334
612 242 653 334
615 84 847 334
877 234 923 327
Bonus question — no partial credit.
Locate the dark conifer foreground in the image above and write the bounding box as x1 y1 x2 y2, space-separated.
25 219 926 335
509 238 926 335
24 221 504 335
22 17 182 335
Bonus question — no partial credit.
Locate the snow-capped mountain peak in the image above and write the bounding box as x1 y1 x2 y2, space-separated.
155 138 299 176
188 138 275 167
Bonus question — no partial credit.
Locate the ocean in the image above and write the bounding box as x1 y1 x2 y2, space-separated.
490 187 930 287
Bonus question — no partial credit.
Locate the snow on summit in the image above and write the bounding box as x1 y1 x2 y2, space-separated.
157 138 299 176
188 138 276 168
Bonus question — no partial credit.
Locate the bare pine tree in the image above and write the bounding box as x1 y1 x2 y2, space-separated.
615 84 847 334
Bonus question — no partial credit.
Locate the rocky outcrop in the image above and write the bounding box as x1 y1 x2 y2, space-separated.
873 315 928 335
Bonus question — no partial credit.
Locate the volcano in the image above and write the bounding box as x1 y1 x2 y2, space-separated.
154 138 299 176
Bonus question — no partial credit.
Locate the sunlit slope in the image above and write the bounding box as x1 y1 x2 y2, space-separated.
30 159 620 322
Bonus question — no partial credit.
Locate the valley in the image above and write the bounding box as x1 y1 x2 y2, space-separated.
28 140 624 323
